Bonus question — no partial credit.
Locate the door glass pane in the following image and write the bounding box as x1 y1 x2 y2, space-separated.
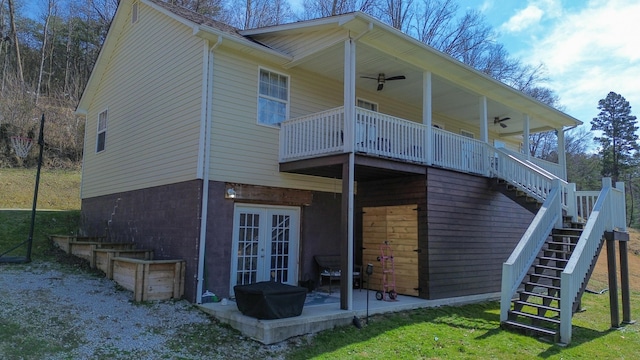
270 214 290 283
235 213 260 285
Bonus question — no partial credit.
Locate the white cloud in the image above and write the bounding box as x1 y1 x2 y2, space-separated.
519 0 640 124
502 5 544 32
501 0 563 33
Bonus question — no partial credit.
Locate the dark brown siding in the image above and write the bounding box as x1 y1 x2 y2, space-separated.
300 191 342 285
426 167 534 299
356 175 428 298
81 180 202 302
203 181 235 299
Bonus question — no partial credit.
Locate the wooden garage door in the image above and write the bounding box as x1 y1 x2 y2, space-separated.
362 204 419 296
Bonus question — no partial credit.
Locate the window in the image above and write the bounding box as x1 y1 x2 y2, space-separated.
132 2 139 24
96 110 107 153
460 129 474 139
357 98 378 112
258 69 288 126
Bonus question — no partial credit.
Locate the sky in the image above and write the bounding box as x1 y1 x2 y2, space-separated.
467 0 640 129
289 0 640 129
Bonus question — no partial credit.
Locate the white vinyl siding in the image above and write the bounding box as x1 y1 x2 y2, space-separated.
210 49 344 192
81 3 203 198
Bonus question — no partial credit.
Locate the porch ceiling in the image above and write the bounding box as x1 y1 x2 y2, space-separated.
267 13 581 136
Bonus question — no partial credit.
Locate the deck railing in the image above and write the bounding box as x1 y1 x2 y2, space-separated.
559 178 626 344
279 107 345 161
575 190 600 221
500 180 563 322
354 107 427 163
432 127 488 175
281 107 489 176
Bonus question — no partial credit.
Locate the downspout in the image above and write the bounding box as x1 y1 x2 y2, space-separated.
196 36 221 304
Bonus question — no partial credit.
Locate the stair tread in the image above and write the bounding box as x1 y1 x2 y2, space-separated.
513 300 561 313
502 320 557 336
543 248 573 254
548 240 578 245
538 256 569 262
535 264 564 271
525 281 561 290
529 272 561 280
509 310 561 324
520 290 560 301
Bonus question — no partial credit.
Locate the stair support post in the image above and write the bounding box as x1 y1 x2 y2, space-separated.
606 237 620 329
619 240 635 324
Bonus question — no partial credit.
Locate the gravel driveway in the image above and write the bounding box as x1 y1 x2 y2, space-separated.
0 259 304 359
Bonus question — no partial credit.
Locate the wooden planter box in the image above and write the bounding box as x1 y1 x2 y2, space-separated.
70 242 135 267
93 249 154 279
112 257 185 302
49 235 106 253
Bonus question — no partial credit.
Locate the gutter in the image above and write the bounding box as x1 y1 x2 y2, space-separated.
195 37 220 303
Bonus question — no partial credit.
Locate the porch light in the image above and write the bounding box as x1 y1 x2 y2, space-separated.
226 188 236 198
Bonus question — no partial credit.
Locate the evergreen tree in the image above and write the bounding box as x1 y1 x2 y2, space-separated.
591 91 639 183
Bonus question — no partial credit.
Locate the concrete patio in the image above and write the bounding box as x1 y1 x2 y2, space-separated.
198 289 500 344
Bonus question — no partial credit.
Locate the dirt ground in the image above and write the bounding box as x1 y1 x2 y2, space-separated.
590 228 640 291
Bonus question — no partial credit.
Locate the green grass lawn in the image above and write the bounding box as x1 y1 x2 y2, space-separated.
285 283 639 359
0 168 81 210
0 210 80 260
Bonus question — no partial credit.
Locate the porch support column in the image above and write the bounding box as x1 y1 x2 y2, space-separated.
423 71 433 165
340 153 355 310
523 115 530 158
343 39 356 153
557 127 567 180
479 96 488 144
340 38 356 310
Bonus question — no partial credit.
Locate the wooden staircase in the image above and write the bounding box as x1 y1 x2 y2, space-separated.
490 179 542 214
501 217 605 341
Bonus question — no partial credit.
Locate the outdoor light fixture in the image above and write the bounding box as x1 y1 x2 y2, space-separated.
226 188 236 198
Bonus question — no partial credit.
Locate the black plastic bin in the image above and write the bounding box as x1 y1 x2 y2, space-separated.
234 281 307 319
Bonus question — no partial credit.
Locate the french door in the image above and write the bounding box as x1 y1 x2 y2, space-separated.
230 204 300 294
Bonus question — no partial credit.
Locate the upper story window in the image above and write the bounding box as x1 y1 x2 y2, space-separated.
258 68 289 126
96 109 107 153
357 98 378 112
132 2 139 24
460 129 474 139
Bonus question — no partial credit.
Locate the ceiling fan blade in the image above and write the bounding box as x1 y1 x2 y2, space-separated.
377 83 384 91
360 76 378 80
385 75 406 81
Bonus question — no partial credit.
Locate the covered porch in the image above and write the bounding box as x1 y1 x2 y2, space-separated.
250 12 581 319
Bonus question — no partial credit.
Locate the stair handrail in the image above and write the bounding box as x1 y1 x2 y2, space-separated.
500 179 564 322
491 147 577 220
559 178 626 344
497 146 564 180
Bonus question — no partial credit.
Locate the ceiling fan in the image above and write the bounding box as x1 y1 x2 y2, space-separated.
361 73 406 91
494 116 511 128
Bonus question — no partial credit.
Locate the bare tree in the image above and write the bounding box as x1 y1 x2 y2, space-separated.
379 0 414 32
225 0 294 29
36 0 55 105
300 0 378 18
7 0 23 86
